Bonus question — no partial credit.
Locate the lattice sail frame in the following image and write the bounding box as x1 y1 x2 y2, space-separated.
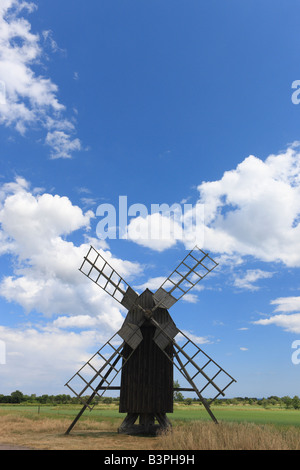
79 246 139 311
65 333 135 410
65 309 146 410
152 246 218 311
150 317 236 405
170 333 235 404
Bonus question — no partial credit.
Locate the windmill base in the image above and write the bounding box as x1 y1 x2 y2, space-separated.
118 413 171 436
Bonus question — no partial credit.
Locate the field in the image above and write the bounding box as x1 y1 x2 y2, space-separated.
0 403 300 450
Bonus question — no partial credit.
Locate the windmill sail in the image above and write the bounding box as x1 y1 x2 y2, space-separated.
152 246 218 311
65 332 136 410
171 330 236 404
150 317 235 405
79 246 139 310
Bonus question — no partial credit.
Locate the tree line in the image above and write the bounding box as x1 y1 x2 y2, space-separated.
0 390 300 409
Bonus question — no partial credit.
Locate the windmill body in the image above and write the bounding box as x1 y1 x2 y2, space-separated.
65 245 236 435
118 289 174 432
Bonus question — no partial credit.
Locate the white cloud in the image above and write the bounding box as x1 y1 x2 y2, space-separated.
177 330 211 345
253 295 300 334
42 29 64 54
125 144 300 268
197 144 300 267
45 131 81 160
254 314 300 334
0 177 148 394
0 1 81 158
0 177 141 326
134 276 166 292
233 269 274 291
52 315 103 330
126 212 181 251
181 292 199 303
270 296 300 313
0 323 109 395
125 203 204 252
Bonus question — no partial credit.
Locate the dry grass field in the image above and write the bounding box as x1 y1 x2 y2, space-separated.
0 414 151 450
159 421 300 450
0 410 300 450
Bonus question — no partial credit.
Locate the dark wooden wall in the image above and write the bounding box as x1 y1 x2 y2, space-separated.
119 289 174 414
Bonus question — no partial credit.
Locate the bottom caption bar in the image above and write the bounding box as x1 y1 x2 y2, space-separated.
102 451 197 466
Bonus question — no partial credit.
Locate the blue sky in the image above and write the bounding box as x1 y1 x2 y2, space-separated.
0 0 300 399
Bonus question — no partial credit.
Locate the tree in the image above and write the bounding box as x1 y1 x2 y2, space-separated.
103 397 113 404
39 395 50 404
173 380 184 402
292 396 300 410
184 398 192 406
282 396 293 409
10 390 24 404
261 398 268 409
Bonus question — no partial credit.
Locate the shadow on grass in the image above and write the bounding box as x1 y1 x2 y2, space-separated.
62 429 158 440
63 430 120 439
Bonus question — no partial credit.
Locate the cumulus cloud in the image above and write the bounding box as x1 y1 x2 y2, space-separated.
0 323 108 394
233 269 274 291
197 144 300 266
134 276 167 292
254 314 300 334
177 329 211 345
126 212 182 252
270 296 300 313
0 177 141 327
0 1 81 158
253 295 300 334
125 203 204 252
0 177 146 393
126 144 300 268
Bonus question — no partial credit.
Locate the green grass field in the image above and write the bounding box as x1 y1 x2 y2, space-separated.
1 403 299 428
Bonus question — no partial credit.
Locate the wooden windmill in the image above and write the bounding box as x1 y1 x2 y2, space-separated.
65 245 236 435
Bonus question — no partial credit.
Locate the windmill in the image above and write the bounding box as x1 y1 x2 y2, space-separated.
65 245 236 435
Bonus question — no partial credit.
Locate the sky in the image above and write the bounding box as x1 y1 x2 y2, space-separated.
0 0 300 400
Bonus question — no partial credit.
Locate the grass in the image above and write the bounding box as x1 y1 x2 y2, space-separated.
159 421 300 450
171 404 300 427
0 403 299 450
1 403 299 427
